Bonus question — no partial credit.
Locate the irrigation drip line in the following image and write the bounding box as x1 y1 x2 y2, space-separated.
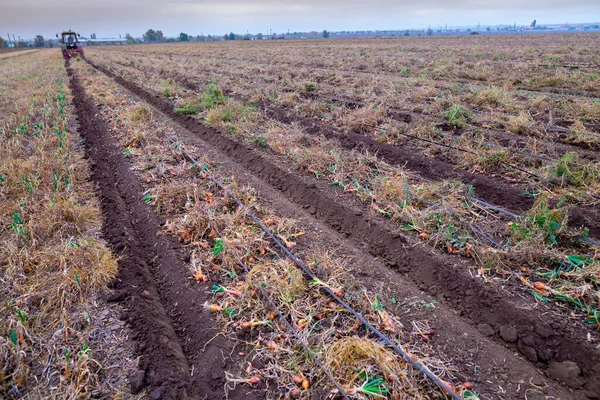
390 129 542 179
432 128 555 163
412 195 507 250
483 140 554 162
209 223 350 400
417 192 599 249
149 121 462 400
578 236 600 247
267 112 506 250
545 124 600 140
465 195 520 218
468 224 506 249
266 111 595 249
465 195 600 247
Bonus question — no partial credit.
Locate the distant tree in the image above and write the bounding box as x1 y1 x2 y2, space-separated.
256 32 264 40
426 27 433 36
531 19 537 28
143 29 165 43
322 30 329 38
125 33 136 44
0 37 7 48
144 29 157 42
486 26 491 32
34 35 45 47
223 34 229 40
404 30 410 36
594 24 600 29
46 39 54 48
179 32 189 41
228 32 236 40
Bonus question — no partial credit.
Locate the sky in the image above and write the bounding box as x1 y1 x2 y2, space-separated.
1 0 599 39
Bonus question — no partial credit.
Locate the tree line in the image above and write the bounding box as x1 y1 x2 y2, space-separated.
140 29 332 43
0 35 55 49
0 28 334 49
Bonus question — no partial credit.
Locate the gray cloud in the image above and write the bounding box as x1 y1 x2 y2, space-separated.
1 0 598 39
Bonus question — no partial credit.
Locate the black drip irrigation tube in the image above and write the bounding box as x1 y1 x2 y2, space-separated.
464 195 600 247
423 127 555 163
149 120 463 400
297 111 598 249
209 223 351 400
268 112 597 245
388 129 542 179
412 195 507 250
266 114 507 250
484 140 554 162
545 123 600 140
268 107 544 181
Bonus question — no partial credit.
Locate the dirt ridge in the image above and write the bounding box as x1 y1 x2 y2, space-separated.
67 61 254 400
90 60 600 398
265 108 600 238
114 59 600 238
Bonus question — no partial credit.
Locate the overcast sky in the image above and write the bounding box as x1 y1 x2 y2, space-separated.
1 0 599 39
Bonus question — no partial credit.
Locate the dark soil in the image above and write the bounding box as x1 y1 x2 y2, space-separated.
66 61 257 400
263 108 600 239
85 62 573 400
119 59 600 238
90 60 600 399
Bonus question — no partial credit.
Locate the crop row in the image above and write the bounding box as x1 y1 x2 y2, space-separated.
0 51 133 397
85 51 600 332
70 58 470 399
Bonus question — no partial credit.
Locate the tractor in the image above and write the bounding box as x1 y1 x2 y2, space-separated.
57 30 85 60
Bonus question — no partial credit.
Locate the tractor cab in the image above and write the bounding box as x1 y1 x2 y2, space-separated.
57 30 85 60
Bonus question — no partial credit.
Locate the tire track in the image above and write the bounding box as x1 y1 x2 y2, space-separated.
66 61 255 400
